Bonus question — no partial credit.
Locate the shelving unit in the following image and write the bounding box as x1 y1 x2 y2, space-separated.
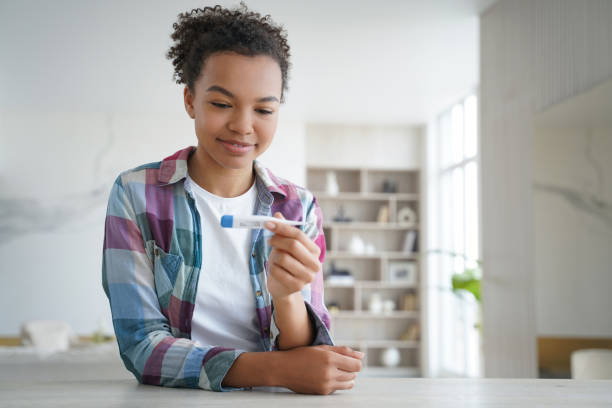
307 166 423 377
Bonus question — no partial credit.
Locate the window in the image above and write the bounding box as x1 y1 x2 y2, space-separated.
426 94 481 377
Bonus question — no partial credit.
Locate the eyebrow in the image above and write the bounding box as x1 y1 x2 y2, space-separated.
205 85 279 103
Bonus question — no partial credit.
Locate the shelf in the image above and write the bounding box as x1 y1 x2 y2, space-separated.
314 192 419 201
325 281 418 289
330 311 419 319
306 159 423 377
326 251 419 260
324 222 419 230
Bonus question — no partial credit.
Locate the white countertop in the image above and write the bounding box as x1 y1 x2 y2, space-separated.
1 377 611 407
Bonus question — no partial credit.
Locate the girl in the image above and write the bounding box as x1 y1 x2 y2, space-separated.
102 3 363 395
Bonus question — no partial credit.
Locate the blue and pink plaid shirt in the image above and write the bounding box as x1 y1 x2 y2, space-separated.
102 146 332 391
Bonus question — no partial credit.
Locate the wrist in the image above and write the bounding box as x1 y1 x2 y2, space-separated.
273 291 303 306
267 350 288 388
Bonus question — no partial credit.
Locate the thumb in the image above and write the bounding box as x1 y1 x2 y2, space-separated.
273 212 285 220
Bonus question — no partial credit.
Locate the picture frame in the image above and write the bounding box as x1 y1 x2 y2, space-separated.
388 261 417 285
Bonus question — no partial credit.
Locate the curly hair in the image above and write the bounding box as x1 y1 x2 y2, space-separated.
166 3 290 102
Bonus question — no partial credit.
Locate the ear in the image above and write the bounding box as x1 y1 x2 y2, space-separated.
183 86 196 119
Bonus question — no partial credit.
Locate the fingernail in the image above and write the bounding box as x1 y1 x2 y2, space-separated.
264 221 276 230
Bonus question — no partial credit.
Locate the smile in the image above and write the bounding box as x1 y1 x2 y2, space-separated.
217 138 255 155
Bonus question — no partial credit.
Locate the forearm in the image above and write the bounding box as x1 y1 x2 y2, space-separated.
222 351 285 388
273 292 314 350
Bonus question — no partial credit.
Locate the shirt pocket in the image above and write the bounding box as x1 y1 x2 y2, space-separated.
146 240 184 314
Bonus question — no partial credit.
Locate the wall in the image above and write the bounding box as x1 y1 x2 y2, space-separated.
533 126 612 337
480 0 612 377
306 124 423 169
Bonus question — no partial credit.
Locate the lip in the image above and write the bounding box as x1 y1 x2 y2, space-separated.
217 138 255 155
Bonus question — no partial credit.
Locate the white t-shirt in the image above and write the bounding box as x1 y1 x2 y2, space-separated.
185 173 262 352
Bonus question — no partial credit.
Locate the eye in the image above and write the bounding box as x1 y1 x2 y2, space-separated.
211 102 231 109
256 109 274 115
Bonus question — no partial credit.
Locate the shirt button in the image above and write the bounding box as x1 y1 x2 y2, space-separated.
251 251 256 258
256 290 263 297
154 248 159 256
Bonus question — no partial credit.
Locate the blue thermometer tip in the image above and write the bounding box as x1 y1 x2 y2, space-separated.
220 215 234 228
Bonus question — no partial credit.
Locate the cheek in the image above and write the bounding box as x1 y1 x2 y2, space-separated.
196 109 225 137
256 118 278 146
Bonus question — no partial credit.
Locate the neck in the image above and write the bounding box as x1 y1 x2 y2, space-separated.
187 147 255 198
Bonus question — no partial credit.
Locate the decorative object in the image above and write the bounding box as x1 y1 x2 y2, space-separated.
20 320 79 354
388 261 417 285
380 347 401 367
400 324 420 341
382 179 398 193
326 262 355 285
376 205 390 223
402 230 418 253
397 206 416 224
382 299 396 313
327 302 340 314
325 171 339 195
332 205 353 223
400 293 418 311
348 234 366 254
368 293 383 314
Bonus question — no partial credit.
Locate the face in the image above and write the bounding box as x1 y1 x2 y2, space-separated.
184 52 283 172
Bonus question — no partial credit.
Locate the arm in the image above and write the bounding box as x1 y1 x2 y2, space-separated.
265 194 330 350
222 345 364 395
271 292 313 350
102 174 243 391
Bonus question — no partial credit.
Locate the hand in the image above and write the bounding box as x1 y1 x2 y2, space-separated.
265 212 322 300
278 345 364 395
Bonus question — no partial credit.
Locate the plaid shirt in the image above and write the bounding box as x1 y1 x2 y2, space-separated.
102 146 332 391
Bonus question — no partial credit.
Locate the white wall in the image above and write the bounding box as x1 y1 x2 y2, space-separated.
480 0 612 377
533 126 612 337
306 124 422 169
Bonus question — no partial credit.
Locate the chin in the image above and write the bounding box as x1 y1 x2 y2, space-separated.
215 154 255 170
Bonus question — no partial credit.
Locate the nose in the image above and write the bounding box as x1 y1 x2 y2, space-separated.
227 108 254 136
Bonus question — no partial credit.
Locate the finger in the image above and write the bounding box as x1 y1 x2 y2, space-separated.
269 249 313 283
327 345 365 360
269 261 303 293
332 353 363 373
334 369 358 382
268 235 320 272
332 380 355 391
265 213 320 254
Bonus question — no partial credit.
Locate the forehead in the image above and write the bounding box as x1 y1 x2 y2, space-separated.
196 52 282 99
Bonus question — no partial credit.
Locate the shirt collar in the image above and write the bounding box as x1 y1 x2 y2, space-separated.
158 146 288 199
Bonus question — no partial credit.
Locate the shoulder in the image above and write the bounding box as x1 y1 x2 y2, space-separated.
113 146 195 191
254 161 316 206
113 161 162 194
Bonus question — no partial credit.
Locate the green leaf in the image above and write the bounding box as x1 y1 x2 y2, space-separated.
452 269 481 302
